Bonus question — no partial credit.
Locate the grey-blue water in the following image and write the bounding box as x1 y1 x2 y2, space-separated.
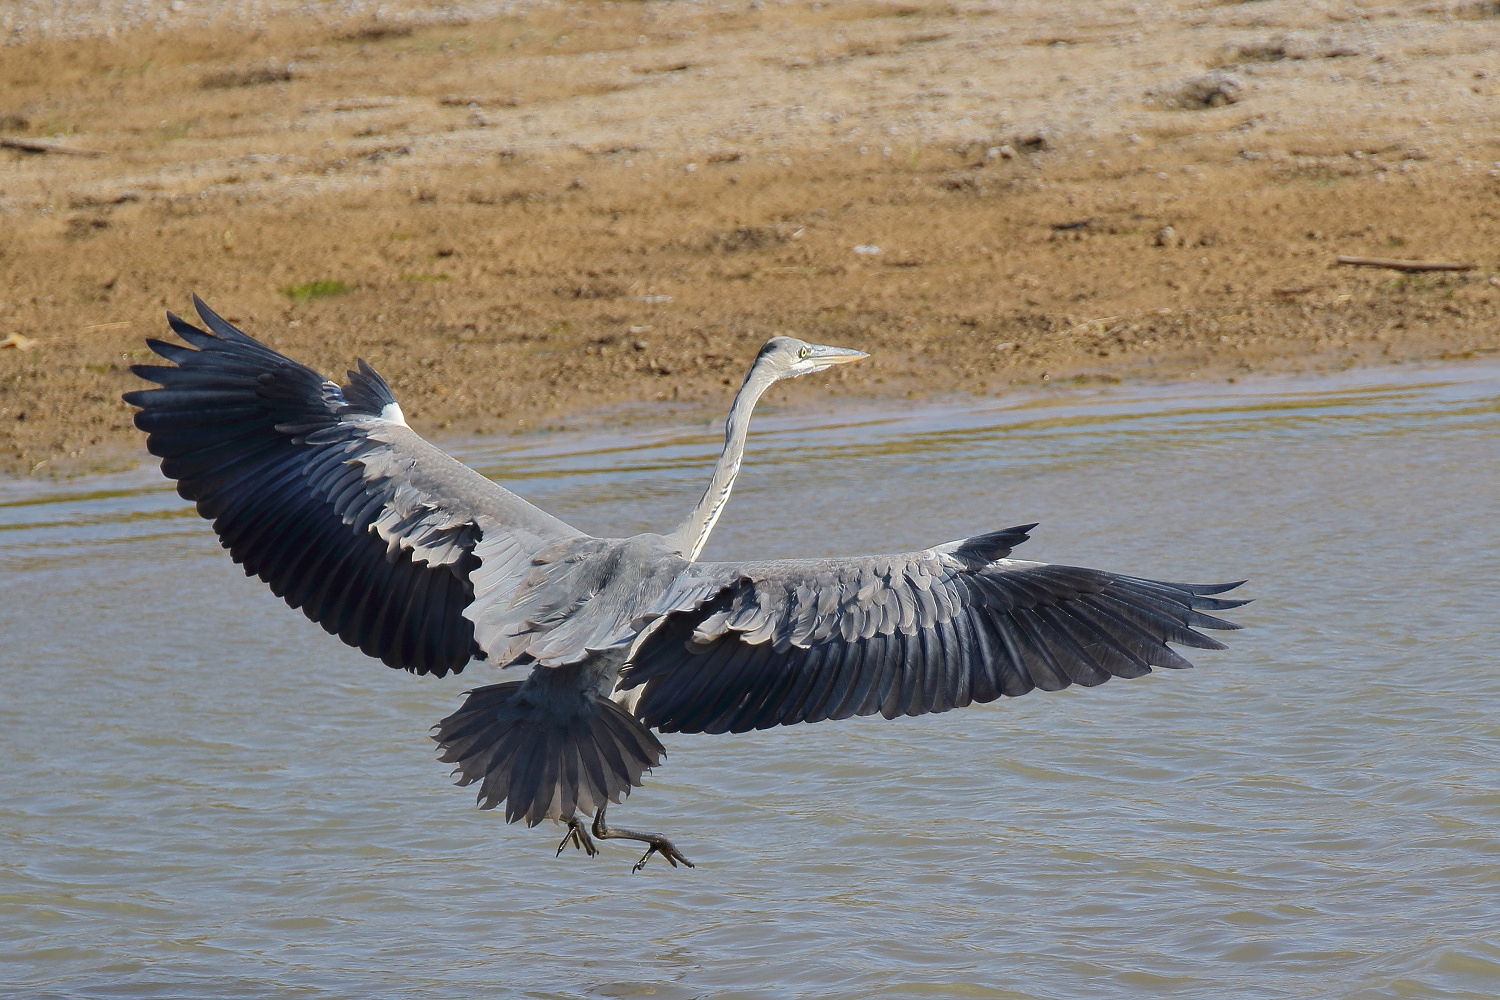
2 361 1498 999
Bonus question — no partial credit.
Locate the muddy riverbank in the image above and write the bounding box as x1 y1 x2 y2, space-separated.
2 0 1497 475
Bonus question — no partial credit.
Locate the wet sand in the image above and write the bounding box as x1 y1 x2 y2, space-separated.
2 0 1497 475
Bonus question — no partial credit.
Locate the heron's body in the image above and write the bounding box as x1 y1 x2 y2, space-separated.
126 298 1246 871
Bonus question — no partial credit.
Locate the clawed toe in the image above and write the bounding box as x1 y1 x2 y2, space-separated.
556 817 598 858
592 803 694 873
632 838 694 873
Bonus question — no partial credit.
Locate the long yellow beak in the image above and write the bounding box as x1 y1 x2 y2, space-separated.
806 345 869 366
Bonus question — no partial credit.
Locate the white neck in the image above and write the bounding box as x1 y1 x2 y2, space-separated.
668 363 777 560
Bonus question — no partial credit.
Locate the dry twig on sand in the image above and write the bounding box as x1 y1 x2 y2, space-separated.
1335 255 1474 273
0 137 105 157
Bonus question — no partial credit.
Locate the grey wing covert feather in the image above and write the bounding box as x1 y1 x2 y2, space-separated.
620 525 1246 734
124 296 583 676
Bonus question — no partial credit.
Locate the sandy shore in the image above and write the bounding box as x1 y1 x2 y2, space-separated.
2 0 1497 476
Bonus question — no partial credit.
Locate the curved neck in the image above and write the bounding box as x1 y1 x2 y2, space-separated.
669 364 776 560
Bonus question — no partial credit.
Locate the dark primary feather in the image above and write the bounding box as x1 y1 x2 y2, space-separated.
124 296 580 676
620 536 1246 735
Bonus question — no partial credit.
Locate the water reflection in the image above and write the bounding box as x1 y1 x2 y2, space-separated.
2 360 1498 999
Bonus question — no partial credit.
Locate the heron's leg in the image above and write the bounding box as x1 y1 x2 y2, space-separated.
591 803 695 873
556 814 598 858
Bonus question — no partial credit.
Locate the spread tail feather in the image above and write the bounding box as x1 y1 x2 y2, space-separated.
433 681 664 826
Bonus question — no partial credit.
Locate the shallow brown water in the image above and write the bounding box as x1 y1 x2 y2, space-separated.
2 362 1498 999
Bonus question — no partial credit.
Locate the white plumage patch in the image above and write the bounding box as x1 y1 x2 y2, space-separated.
380 401 409 427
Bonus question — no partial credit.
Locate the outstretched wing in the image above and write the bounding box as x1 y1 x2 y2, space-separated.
620 525 1245 734
124 296 584 676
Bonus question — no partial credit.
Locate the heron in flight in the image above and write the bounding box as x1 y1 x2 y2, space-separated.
126 298 1245 872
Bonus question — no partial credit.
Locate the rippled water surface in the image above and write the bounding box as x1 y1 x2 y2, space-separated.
3 362 1498 999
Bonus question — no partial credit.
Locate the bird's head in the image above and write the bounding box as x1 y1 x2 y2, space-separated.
755 336 869 380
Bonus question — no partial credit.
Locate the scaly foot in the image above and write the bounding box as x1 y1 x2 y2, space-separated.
591 802 695 872
630 836 694 873
556 815 598 858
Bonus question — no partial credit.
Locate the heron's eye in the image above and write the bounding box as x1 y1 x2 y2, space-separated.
797 346 811 360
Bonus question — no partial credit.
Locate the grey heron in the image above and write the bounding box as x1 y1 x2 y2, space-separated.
125 297 1246 872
